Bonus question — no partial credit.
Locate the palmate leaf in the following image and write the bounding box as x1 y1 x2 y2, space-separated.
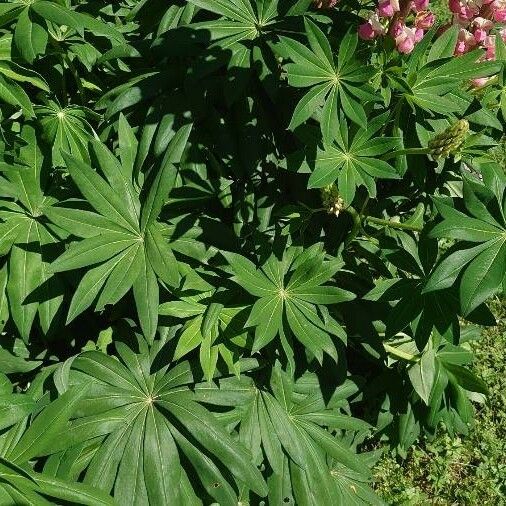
183 0 284 105
205 368 380 506
48 120 192 340
159 287 250 379
0 125 65 339
0 383 112 505
0 456 114 506
224 245 353 361
36 99 98 168
309 114 399 203
427 167 506 315
364 233 464 350
44 341 267 505
280 22 375 133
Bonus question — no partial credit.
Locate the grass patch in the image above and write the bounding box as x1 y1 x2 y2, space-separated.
374 298 506 504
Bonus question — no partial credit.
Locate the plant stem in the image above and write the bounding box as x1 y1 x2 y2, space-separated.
381 147 431 160
344 206 362 247
364 215 423 232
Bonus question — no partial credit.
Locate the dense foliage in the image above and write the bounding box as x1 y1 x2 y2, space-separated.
0 0 504 504
374 299 505 503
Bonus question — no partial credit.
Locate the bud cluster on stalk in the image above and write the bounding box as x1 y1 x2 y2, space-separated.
321 184 345 217
428 119 470 159
358 0 436 53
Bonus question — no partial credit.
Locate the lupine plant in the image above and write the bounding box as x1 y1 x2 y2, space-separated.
0 0 504 504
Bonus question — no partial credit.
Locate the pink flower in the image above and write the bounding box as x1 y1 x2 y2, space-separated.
450 0 481 20
358 11 386 39
472 17 494 43
483 35 496 59
390 19 404 37
413 0 430 11
395 24 419 53
455 28 477 54
472 16 494 30
471 76 491 87
358 22 377 39
415 10 436 29
378 0 400 17
493 7 506 21
500 27 506 41
449 0 462 13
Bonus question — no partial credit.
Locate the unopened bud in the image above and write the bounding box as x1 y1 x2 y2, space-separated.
428 119 469 159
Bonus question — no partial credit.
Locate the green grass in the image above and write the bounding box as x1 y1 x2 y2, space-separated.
373 298 506 504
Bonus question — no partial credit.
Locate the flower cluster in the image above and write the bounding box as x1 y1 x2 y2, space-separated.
321 184 345 216
445 0 506 85
358 0 436 53
449 0 506 56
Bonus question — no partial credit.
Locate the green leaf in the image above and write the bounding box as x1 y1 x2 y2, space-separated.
145 225 180 287
143 408 181 506
8 385 87 464
199 333 219 381
296 419 365 475
444 362 488 394
7 222 41 340
140 124 192 230
45 205 128 239
459 238 506 315
31 1 84 35
66 250 131 323
14 8 47 64
96 242 143 309
33 472 115 506
427 25 459 62
262 392 308 469
303 18 333 69
321 86 339 146
423 242 490 293
0 73 34 117
430 202 503 242
63 152 139 234
248 295 283 352
186 0 255 23
160 397 268 497
0 395 36 430
174 317 204 360
90 139 140 223
285 299 337 362
291 285 355 304
133 254 159 343
118 113 138 180
114 412 148 505
52 232 137 272
223 251 277 297
408 347 437 404
288 82 331 131
339 89 366 129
